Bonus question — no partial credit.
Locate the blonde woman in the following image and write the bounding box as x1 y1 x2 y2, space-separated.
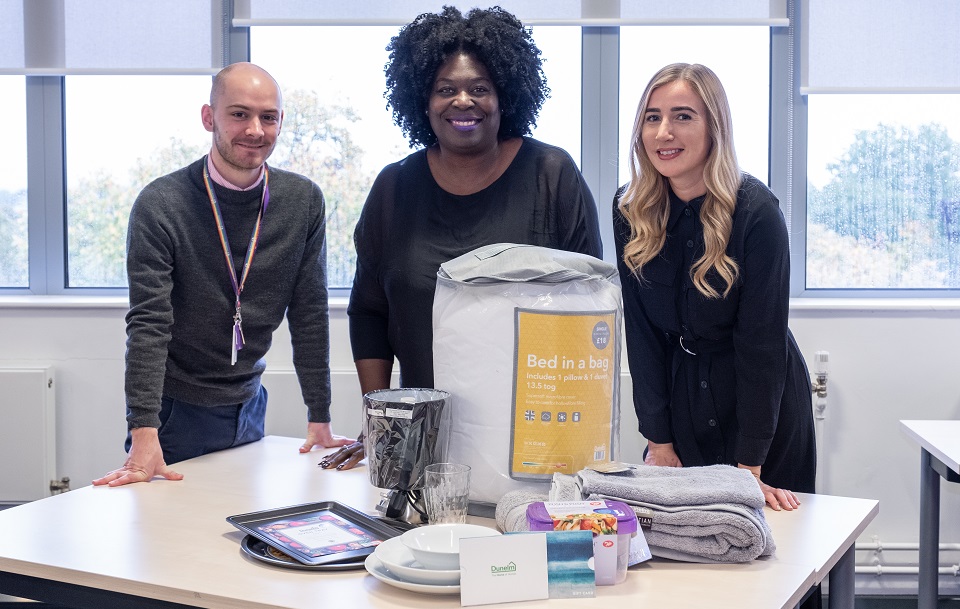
614 63 815 511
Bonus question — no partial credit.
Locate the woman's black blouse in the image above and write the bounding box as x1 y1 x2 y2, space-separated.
348 138 603 389
613 174 815 492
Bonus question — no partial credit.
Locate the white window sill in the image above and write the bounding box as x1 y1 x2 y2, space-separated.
789 298 960 312
1 295 959 312
0 295 353 310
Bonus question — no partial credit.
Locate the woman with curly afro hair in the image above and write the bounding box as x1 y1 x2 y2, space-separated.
384 5 549 150
324 6 602 472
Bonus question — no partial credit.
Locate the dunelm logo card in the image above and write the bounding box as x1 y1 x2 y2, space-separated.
460 531 595 606
460 533 548 606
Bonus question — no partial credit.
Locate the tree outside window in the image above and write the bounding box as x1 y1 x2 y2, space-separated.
806 96 960 289
64 79 374 289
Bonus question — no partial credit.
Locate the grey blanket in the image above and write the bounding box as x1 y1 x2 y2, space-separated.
578 465 775 563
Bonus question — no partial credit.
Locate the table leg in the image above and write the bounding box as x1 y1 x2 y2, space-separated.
828 543 855 609
919 449 941 609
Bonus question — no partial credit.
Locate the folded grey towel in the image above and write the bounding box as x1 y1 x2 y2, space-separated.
579 464 764 508
578 465 775 563
494 489 544 532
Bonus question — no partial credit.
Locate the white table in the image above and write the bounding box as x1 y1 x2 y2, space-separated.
768 491 878 608
900 420 960 609
0 436 876 609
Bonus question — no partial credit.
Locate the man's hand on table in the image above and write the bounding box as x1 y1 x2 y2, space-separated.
92 427 183 486
299 421 356 455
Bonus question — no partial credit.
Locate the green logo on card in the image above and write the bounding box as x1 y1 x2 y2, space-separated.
490 561 518 574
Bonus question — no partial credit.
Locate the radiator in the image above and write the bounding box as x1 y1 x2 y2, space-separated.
0 367 56 502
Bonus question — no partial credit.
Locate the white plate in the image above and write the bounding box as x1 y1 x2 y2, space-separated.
374 537 460 585
364 554 460 595
400 523 501 570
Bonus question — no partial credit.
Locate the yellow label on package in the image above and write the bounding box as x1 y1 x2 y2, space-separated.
510 309 617 479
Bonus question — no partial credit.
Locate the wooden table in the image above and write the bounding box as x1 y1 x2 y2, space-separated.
900 420 960 609
0 436 877 609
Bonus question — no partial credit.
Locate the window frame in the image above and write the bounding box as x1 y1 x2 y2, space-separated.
24 76 71 296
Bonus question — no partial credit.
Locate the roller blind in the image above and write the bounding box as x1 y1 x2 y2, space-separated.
618 0 787 25
0 2 24 70
233 0 788 26
802 0 960 93
0 0 224 75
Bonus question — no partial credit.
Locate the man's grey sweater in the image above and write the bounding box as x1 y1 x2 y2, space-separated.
124 157 331 429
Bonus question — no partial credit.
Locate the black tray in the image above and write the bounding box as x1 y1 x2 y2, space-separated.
227 500 402 566
240 535 368 571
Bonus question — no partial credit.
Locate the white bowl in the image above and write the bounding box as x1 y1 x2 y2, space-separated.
399 524 500 570
374 537 460 585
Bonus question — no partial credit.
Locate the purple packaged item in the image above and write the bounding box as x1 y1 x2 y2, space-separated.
526 500 638 585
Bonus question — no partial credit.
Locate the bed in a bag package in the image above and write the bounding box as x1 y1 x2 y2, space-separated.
433 243 623 508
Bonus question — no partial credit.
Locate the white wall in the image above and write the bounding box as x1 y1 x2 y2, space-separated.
1 297 959 568
788 302 960 562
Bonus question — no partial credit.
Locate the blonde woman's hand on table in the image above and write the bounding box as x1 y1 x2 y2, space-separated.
739 463 801 511
644 440 683 467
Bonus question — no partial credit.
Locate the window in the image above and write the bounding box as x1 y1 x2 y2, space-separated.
2 1 221 294
525 27 582 169
64 76 211 288
250 26 404 290
0 77 28 288
251 25 582 289
798 0 960 294
806 95 960 289
10 1 953 299
618 26 770 187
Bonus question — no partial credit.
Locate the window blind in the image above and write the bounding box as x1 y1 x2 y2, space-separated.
0 2 25 71
802 0 960 93
0 0 224 75
618 0 787 25
233 0 788 27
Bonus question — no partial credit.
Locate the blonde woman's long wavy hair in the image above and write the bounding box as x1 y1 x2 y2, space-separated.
619 63 743 299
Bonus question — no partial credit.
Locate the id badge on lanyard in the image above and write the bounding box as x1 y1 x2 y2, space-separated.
202 160 270 365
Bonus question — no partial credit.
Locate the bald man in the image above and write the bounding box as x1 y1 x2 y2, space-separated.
95 63 353 487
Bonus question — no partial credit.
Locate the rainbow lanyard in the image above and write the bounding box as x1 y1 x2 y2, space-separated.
202 160 270 365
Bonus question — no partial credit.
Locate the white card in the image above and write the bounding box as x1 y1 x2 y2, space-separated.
459 533 549 606
630 528 653 565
